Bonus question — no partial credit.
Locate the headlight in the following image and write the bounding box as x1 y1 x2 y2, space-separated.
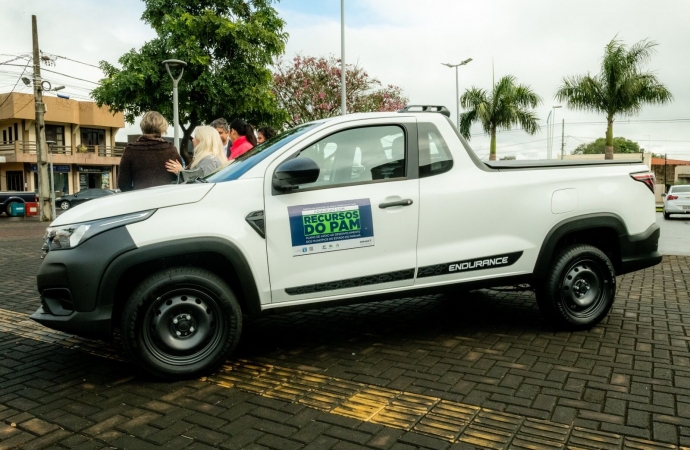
44 210 155 251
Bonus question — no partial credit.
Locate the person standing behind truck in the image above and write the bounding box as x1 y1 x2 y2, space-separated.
257 126 277 144
228 119 257 160
211 118 232 159
118 111 182 191
165 126 225 177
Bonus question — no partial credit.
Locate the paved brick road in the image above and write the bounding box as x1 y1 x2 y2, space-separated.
1 215 690 449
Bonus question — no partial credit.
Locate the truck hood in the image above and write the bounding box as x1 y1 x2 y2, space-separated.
51 183 215 226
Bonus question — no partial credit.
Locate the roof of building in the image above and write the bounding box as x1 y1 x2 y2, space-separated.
652 157 690 166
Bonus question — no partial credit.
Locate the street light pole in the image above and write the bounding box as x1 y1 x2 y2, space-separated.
442 58 473 130
162 60 187 152
549 105 561 159
341 0 346 115
46 140 56 218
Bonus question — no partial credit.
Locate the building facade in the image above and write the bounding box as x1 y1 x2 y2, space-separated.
651 157 690 189
0 92 124 195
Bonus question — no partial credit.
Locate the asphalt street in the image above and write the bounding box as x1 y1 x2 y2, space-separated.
657 212 690 256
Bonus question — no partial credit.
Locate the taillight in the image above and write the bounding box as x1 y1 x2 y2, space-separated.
667 195 678 200
630 172 655 193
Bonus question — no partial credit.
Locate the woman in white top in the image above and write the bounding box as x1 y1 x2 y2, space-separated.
165 126 225 177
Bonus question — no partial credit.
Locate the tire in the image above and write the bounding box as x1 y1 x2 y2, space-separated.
663 211 670 220
535 244 615 330
5 202 17 216
60 200 71 210
121 267 242 379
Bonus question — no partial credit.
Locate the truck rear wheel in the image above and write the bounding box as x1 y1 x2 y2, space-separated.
121 267 242 379
536 244 615 329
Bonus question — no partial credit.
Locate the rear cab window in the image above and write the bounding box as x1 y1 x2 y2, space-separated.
418 122 453 177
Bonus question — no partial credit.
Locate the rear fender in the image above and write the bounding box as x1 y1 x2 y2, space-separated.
532 213 627 282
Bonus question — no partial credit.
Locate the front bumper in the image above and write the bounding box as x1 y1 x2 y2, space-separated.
618 222 662 275
30 304 113 339
31 226 137 339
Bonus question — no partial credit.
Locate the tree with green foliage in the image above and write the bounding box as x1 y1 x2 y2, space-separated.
459 75 541 161
555 37 673 160
272 55 408 128
572 136 643 155
92 0 288 164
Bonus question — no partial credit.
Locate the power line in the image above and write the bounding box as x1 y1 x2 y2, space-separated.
1 63 99 84
48 53 101 69
0 57 31 110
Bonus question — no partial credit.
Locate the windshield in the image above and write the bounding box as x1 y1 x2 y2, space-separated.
206 123 320 183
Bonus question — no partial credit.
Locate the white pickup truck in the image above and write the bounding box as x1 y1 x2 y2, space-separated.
33 106 661 379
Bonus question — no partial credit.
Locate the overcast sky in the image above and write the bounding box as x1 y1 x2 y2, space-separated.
2 0 689 160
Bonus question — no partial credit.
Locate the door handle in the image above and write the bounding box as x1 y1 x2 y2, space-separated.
379 199 413 209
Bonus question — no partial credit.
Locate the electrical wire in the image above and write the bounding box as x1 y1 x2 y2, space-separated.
1 63 99 85
0 57 32 109
48 53 101 69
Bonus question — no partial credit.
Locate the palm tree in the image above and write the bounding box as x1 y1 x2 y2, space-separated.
459 75 541 161
555 38 673 160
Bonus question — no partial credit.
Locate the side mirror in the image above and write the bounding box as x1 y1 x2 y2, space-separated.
662 193 667 197
273 157 320 191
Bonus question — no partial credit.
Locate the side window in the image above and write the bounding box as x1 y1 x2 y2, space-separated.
418 123 453 178
295 125 405 189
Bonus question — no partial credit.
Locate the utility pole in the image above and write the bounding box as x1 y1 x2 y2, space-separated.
32 15 52 221
560 119 565 159
664 153 667 192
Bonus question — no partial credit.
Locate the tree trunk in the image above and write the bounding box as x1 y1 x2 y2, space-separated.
604 117 614 160
489 127 497 161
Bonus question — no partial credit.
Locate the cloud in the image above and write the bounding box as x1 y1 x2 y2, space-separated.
278 0 690 159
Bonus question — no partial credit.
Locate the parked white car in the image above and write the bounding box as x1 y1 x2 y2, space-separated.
32 106 661 379
663 185 690 219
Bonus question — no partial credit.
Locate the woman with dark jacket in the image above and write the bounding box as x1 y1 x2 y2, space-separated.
118 111 182 191
228 119 258 160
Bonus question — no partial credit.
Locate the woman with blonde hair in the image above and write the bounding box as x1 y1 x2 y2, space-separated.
165 126 225 177
118 111 182 191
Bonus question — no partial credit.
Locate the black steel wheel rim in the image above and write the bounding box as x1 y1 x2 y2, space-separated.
560 258 609 320
142 286 223 366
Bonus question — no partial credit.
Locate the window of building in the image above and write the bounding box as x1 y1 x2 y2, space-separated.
45 125 65 146
293 125 406 189
418 122 453 178
6 171 23 191
81 128 105 150
2 130 6 144
33 172 69 196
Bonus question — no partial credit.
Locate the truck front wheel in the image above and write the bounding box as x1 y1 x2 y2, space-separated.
121 267 242 379
536 244 615 329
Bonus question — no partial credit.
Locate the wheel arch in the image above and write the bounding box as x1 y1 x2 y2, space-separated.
532 213 627 283
100 238 262 331
2 196 27 213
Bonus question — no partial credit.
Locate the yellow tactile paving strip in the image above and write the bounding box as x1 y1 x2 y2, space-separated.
0 307 686 450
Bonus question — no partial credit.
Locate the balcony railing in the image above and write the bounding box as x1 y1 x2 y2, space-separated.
0 141 124 157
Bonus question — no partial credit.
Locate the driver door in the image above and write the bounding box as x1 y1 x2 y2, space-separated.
264 118 420 303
